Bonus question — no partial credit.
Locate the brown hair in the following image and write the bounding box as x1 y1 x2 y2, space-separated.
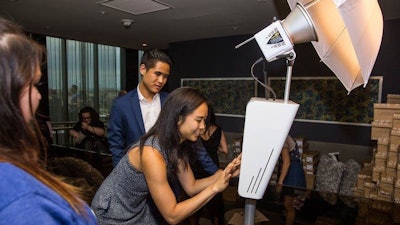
0 17 87 216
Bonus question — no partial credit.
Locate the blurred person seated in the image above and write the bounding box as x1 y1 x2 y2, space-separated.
69 106 109 153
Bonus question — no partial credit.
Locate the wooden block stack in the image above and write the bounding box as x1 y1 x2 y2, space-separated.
393 113 400 128
356 163 374 197
295 136 309 155
371 120 392 140
392 114 400 203
373 103 400 121
355 194 399 225
353 95 400 224
367 100 400 201
302 150 320 190
387 94 400 104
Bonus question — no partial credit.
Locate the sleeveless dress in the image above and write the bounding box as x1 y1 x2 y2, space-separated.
201 126 222 167
91 136 168 225
282 136 306 194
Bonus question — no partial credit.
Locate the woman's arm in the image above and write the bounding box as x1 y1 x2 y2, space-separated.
81 122 105 136
177 165 222 197
177 154 241 196
133 147 240 225
278 147 290 185
89 125 105 136
69 129 79 138
137 147 221 225
177 155 242 196
218 130 229 154
69 122 81 138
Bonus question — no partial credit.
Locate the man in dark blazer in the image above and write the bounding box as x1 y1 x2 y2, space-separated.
107 88 169 166
108 49 171 166
107 49 219 176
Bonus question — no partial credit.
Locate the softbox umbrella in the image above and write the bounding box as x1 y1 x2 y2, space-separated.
287 0 383 93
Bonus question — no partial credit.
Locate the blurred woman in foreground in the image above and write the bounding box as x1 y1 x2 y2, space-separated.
0 17 97 225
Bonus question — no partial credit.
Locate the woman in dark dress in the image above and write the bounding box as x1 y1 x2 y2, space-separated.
190 105 229 225
277 135 306 225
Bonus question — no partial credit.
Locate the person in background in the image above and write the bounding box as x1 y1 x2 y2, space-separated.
276 135 306 225
91 87 241 225
70 106 108 153
189 104 229 225
0 17 97 224
200 104 229 168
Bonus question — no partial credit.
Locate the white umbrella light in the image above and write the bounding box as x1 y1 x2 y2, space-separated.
287 0 383 93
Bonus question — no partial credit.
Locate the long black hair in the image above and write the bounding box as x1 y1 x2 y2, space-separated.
204 103 217 134
78 106 100 122
139 87 207 178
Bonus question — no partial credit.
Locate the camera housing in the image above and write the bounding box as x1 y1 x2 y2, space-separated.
120 19 133 29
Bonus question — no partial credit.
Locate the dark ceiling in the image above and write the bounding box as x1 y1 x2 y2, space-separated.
0 0 398 50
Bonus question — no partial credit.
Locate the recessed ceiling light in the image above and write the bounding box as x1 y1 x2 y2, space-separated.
142 43 148 47
98 0 173 15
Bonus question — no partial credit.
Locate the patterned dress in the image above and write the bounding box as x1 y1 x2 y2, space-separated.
91 136 167 225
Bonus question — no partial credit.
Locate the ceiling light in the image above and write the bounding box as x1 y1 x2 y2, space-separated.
97 0 173 15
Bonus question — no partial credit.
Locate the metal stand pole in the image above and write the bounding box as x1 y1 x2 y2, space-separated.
284 51 296 103
243 51 297 225
243 198 257 225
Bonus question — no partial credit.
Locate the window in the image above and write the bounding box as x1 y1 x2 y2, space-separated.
98 44 121 120
46 37 122 123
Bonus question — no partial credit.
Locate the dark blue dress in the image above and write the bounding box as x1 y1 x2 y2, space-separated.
282 136 306 194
